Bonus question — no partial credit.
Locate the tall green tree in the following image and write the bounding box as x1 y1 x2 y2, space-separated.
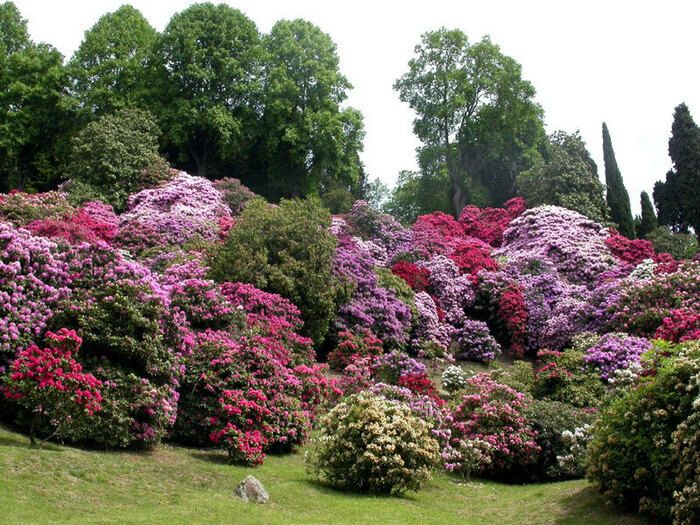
256 19 364 200
636 191 658 239
602 123 634 237
153 3 262 178
394 29 545 216
67 5 158 117
517 131 610 223
654 104 700 233
0 3 71 191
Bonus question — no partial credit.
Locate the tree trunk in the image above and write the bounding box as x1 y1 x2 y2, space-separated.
188 144 207 178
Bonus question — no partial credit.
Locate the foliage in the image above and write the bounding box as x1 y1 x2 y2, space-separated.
635 191 658 239
327 328 383 372
533 350 608 408
646 227 698 260
518 131 610 224
440 373 540 479
259 19 364 200
153 3 261 178
602 123 634 238
587 341 700 522
209 197 339 343
653 103 700 234
1 328 102 444
0 190 73 226
394 28 545 215
306 392 440 495
68 107 167 210
213 177 256 215
67 5 157 115
523 400 595 481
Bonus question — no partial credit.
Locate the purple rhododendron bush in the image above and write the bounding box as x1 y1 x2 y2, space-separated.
2 174 699 508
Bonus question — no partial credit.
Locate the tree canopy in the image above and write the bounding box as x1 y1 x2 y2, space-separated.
602 123 634 238
67 5 158 117
517 131 610 223
394 28 545 216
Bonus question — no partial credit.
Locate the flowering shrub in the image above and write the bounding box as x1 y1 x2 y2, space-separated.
327 328 383 371
449 238 498 281
533 349 607 408
118 172 231 254
496 205 614 286
2 329 102 444
655 308 700 343
583 333 653 381
459 197 526 247
671 386 700 525
0 222 70 356
368 382 445 427
411 211 464 256
333 235 412 346
169 278 241 332
612 261 700 337
25 201 119 245
440 373 540 479
524 400 595 481
0 191 74 226
306 392 440 495
48 243 186 447
605 231 656 265
175 330 323 464
454 319 501 362
342 200 413 262
587 341 700 522
390 260 430 292
213 177 256 215
441 365 468 393
411 291 451 354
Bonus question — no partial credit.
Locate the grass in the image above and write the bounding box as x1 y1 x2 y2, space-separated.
0 424 648 525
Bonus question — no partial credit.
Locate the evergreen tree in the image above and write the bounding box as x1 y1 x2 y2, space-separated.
654 103 700 233
636 191 658 239
602 123 635 237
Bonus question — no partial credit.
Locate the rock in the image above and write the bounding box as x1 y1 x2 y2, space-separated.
234 475 269 504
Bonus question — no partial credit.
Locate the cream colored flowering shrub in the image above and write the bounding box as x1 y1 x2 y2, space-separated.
305 392 440 495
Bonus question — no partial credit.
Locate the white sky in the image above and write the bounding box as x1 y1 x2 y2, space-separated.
13 0 700 213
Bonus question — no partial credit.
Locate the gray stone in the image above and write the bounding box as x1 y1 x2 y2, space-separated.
234 475 269 503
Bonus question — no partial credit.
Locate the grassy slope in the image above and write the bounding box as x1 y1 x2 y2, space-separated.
0 425 647 525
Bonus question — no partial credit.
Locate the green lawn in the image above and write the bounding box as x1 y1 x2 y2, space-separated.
0 425 648 525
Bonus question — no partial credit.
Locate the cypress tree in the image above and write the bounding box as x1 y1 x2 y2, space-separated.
636 191 658 238
602 123 635 237
668 103 700 233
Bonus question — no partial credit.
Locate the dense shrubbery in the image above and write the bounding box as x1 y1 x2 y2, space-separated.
1 171 699 508
587 341 700 522
306 392 441 495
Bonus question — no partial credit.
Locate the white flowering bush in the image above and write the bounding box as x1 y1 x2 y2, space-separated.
556 424 592 478
305 392 440 495
441 365 468 393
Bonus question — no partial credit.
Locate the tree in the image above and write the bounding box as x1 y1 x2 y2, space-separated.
384 168 451 224
257 19 364 200
153 3 262 178
602 123 634 237
67 5 158 116
517 131 611 223
0 1 29 56
394 29 545 216
654 103 700 233
0 43 72 192
209 197 341 343
68 107 168 210
636 191 658 239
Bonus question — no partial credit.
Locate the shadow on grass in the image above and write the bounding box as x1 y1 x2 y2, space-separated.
553 484 651 525
301 478 419 502
189 449 230 465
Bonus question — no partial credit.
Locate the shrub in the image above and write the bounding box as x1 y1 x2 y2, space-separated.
0 222 70 357
209 197 340 343
68 108 168 211
655 308 700 343
49 243 186 448
327 328 383 372
213 177 256 215
524 399 595 481
306 392 440 495
454 319 501 363
2 329 102 444
490 360 535 395
441 365 468 393
533 350 608 408
391 260 430 292
583 333 653 381
440 373 540 479
613 262 700 337
587 341 700 522
671 395 700 525
25 201 119 245
647 227 698 260
0 191 74 226
458 197 527 247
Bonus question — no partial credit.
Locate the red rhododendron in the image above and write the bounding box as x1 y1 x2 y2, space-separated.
391 260 430 292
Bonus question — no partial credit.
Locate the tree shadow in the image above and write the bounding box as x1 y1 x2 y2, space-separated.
189 449 230 465
301 478 419 501
553 484 652 525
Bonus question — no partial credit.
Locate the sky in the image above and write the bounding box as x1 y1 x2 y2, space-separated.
13 0 700 213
